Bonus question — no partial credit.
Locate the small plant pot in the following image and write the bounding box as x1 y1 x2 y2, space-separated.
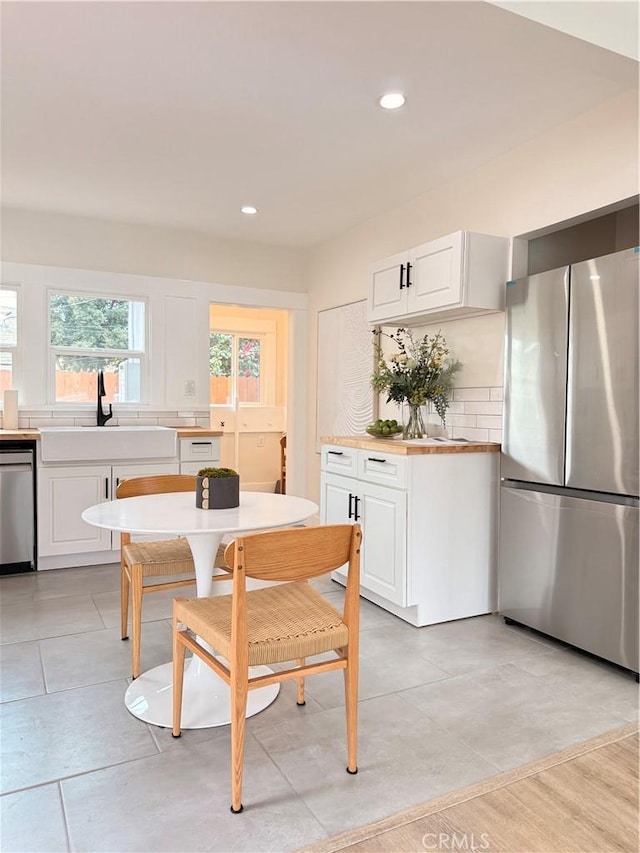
196 475 240 510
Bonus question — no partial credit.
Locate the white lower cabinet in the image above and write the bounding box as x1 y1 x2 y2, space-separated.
320 443 498 626
321 472 407 605
38 461 179 562
38 465 113 557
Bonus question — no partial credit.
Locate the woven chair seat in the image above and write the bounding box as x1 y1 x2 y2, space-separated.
123 539 227 578
175 582 349 666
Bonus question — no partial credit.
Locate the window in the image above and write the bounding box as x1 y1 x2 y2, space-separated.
0 287 18 395
49 292 146 403
210 332 264 405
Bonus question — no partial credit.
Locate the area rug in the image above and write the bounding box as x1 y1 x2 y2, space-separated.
299 721 639 853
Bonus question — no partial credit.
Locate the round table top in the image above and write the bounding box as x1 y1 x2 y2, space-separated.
82 490 318 536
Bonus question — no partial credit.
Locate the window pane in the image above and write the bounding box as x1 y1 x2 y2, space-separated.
50 294 145 350
0 290 17 347
209 333 232 405
238 337 261 403
0 351 12 394
54 356 141 403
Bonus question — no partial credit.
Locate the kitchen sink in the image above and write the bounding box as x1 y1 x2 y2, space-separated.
39 426 178 462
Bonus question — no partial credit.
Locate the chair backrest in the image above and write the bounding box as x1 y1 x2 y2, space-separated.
116 474 196 499
224 523 360 583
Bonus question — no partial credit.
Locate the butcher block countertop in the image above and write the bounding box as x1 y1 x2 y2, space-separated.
0 427 222 441
321 435 500 455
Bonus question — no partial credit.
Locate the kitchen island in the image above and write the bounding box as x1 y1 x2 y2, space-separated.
320 436 500 626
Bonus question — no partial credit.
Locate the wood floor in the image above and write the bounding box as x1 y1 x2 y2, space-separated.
301 722 639 853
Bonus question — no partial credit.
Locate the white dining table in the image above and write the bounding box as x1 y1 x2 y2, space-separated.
82 490 318 729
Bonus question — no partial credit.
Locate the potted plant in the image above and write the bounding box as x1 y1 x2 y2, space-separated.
196 466 240 510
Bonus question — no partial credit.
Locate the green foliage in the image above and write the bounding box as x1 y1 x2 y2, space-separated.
209 333 232 376
209 334 261 378
50 295 130 371
238 337 260 378
371 328 462 425
197 466 239 478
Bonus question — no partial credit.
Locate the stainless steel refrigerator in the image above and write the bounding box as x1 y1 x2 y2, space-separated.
499 247 639 674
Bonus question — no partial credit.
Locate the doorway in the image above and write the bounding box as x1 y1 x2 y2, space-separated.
209 304 288 492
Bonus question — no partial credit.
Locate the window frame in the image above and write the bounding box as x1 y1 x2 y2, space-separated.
0 284 21 401
47 288 149 406
209 323 276 409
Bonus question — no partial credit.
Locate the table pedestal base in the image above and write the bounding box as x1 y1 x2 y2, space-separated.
124 655 280 729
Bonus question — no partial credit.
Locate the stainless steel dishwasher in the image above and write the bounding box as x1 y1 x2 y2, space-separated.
0 443 36 574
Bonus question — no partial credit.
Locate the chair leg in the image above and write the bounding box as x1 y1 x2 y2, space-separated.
120 562 130 641
296 657 306 706
131 567 143 679
344 653 358 774
172 618 186 739
230 669 248 813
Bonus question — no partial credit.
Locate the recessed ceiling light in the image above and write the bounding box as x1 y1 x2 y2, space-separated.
241 205 258 215
378 92 406 110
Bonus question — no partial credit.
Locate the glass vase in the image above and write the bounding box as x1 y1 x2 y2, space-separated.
403 403 426 440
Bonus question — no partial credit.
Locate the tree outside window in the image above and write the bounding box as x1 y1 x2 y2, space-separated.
49 293 145 403
210 332 262 405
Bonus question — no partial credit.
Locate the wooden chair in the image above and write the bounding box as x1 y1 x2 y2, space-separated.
117 474 226 678
279 434 286 494
172 522 362 812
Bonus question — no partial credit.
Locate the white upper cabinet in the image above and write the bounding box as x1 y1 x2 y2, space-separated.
367 231 509 325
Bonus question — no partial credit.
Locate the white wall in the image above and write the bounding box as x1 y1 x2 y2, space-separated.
1 208 307 293
306 90 639 500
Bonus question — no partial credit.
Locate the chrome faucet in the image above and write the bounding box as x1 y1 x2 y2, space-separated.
96 370 113 426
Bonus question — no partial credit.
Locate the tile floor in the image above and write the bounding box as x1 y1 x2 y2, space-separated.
1 564 637 852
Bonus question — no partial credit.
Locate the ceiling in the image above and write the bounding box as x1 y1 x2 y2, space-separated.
1 1 637 249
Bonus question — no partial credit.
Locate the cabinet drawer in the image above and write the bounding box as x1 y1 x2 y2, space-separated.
358 450 407 488
180 437 220 464
321 445 358 477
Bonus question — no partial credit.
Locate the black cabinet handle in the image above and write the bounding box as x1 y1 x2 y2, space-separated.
406 261 412 288
399 264 405 290
354 495 361 522
348 493 354 520
105 477 109 499
368 457 386 464
328 450 344 456
192 441 212 446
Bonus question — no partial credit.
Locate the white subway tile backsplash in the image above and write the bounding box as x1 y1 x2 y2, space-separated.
464 401 503 416
158 417 196 426
28 417 76 427
53 409 89 419
476 415 503 430
444 386 504 443
447 414 479 428
12 406 212 431
451 426 490 442
453 388 491 402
